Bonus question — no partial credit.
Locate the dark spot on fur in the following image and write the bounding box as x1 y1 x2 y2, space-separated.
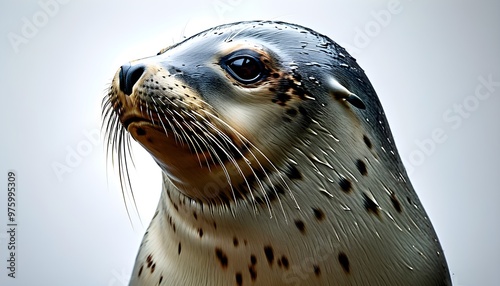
312 208 325 221
236 272 243 286
219 192 231 205
264 246 274 266
178 242 182 255
280 256 289 269
138 265 143 277
390 193 403 213
237 185 248 197
275 185 286 195
356 159 368 176
250 255 257 265
294 220 306 234
255 196 264 205
253 167 267 180
266 189 278 203
272 92 291 105
233 237 239 247
136 127 146 136
292 88 305 97
363 192 380 215
314 265 321 276
193 211 198 220
151 263 156 273
159 275 163 284
234 188 245 200
215 248 229 269
292 72 302 81
146 254 153 268
286 164 302 180
269 87 276 92
338 252 350 273
286 108 298 117
198 228 204 238
339 177 352 193
363 135 372 149
298 106 308 116
249 255 258 281
249 265 257 281
272 73 280 78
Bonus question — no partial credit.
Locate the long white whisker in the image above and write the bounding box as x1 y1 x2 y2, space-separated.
201 110 299 221
102 94 141 227
191 119 258 213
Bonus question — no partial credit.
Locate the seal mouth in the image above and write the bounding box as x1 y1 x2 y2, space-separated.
117 104 250 164
120 112 165 131
118 101 170 131
122 115 150 130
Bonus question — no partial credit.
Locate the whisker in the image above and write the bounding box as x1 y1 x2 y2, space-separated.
101 95 142 227
190 119 257 212
177 119 213 170
201 110 299 221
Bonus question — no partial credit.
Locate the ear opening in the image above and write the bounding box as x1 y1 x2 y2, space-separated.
328 78 366 110
346 94 366 109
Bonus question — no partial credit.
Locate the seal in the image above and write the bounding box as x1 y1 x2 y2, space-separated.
102 21 451 285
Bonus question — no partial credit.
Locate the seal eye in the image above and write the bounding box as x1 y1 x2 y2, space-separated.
224 55 265 84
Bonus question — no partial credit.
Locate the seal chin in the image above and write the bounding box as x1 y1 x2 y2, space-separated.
125 118 240 200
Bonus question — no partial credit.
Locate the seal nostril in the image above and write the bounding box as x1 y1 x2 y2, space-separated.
119 63 146 95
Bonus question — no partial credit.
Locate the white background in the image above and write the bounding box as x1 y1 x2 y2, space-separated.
1 0 499 285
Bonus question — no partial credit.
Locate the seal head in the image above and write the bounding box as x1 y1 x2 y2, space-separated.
103 21 451 285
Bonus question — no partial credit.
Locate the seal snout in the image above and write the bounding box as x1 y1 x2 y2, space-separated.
119 62 146 95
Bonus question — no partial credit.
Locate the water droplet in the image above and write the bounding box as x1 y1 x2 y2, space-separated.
341 203 351 211
307 128 318 136
305 62 321 67
319 188 334 198
315 42 329 48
